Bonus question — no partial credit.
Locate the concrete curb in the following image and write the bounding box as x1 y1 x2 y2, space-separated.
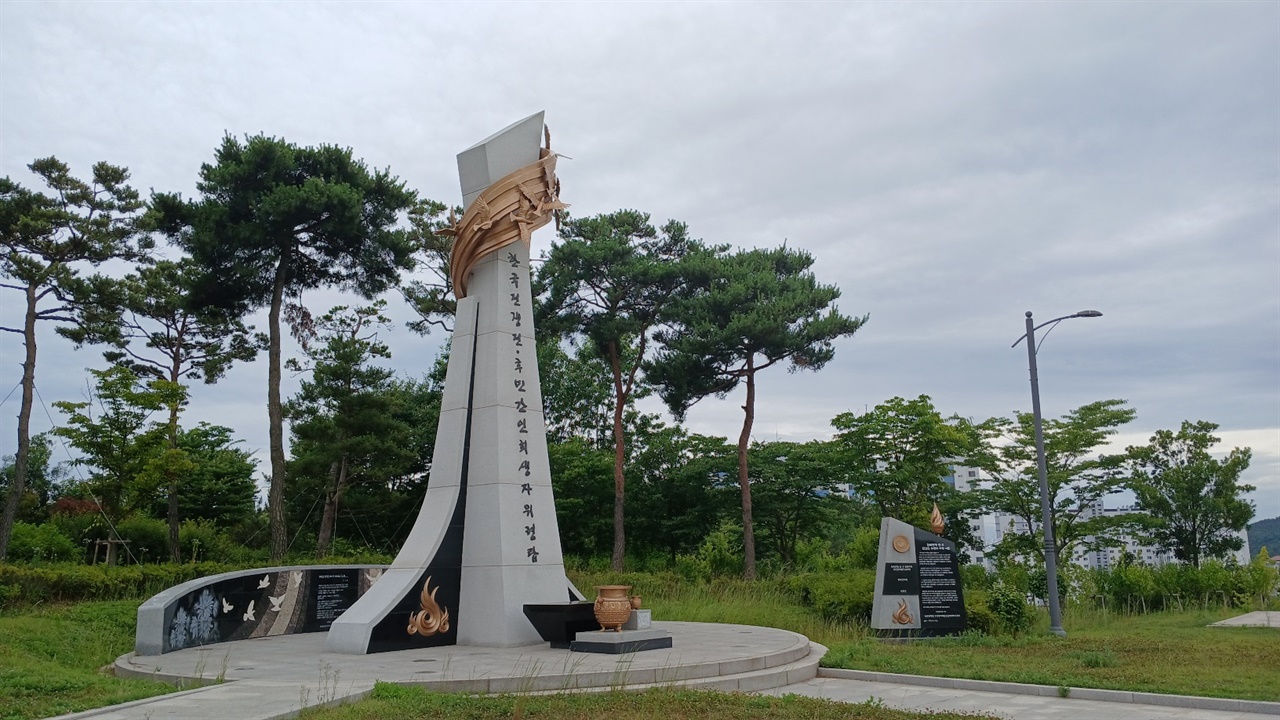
816 668 1280 716
48 682 237 719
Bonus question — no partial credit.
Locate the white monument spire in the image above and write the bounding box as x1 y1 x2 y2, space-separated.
326 112 572 653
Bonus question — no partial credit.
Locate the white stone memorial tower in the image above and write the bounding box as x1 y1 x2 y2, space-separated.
327 112 576 653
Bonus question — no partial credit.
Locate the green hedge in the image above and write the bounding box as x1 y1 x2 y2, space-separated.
0 552 396 610
0 561 236 609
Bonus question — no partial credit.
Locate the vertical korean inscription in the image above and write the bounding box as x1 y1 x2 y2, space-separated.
506 250 539 564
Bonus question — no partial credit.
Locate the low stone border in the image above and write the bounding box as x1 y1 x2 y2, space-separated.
817 668 1280 716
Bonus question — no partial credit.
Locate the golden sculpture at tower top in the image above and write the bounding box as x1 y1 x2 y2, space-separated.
446 127 568 299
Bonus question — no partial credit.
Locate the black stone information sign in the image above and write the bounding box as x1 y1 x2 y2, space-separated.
306 570 359 632
914 529 966 633
882 563 920 596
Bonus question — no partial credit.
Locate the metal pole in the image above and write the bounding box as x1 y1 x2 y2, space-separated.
1024 310 1067 638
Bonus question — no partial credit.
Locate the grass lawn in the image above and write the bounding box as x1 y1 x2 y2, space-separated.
1 572 1275 719
0 601 173 720
821 608 1280 702
573 571 1280 702
298 683 996 720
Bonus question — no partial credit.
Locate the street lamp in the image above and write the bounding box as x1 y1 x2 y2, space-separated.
1011 309 1102 638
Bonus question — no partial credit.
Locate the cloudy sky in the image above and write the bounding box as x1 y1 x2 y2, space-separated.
2 2 1277 522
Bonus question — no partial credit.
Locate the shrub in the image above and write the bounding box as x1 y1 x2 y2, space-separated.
178 519 222 562
1027 566 1070 603
48 510 107 561
1242 552 1279 603
5 522 78 562
845 526 880 569
1097 562 1158 612
963 590 997 635
223 512 271 552
787 570 876 622
994 563 1030 595
113 516 169 563
674 524 743 581
986 582 1033 637
961 563 992 593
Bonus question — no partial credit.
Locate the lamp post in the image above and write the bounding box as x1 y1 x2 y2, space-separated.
1012 309 1102 639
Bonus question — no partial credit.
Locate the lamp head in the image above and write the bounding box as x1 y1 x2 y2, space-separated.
1074 310 1103 318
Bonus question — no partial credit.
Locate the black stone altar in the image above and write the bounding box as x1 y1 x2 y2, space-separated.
523 601 598 648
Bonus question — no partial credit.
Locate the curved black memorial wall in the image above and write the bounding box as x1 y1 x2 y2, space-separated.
135 565 387 655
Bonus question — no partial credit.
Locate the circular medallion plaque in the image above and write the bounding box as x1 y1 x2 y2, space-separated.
892 534 910 553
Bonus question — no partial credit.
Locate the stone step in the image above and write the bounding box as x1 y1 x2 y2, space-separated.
384 625 815 695
661 641 824 693
87 622 817 719
516 641 825 696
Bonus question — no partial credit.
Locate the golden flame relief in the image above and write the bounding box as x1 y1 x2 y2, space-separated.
407 576 451 637
930 502 945 535
891 598 915 625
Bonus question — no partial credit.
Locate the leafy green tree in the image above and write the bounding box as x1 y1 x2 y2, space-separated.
0 158 150 559
537 339 616 448
76 258 263 560
381 372 444 496
1127 421 1254 567
151 135 417 559
971 399 1136 565
286 371 442 555
51 366 182 521
748 440 847 568
286 302 414 558
547 437 615 559
0 433 71 523
626 422 735 564
400 199 459 336
151 423 257 526
831 395 974 527
647 245 867 579
537 210 707 571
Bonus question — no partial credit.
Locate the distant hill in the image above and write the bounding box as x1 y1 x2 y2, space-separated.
1248 516 1280 557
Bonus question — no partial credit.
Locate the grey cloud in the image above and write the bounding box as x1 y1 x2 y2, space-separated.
1 1 1275 519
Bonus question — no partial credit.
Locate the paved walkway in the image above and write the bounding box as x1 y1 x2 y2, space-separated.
52 619 1280 720
765 675 1280 720
1209 611 1279 628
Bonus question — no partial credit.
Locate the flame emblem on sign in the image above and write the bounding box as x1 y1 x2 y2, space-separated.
891 598 914 625
930 502 945 535
407 576 450 637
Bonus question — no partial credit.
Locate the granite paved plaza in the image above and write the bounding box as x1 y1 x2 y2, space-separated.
50 620 1279 720
65 622 813 719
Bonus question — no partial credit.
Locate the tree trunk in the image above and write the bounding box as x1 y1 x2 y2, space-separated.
166 372 182 563
0 285 39 560
608 341 627 573
1191 518 1200 568
738 356 757 580
267 255 290 560
315 456 347 559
